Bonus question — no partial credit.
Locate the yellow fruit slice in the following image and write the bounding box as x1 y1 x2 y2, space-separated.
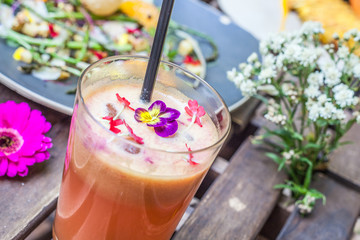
119 0 159 30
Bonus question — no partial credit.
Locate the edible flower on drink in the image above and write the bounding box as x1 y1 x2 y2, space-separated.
116 94 135 111
123 120 144 144
134 100 180 137
102 116 123 134
185 143 198 165
185 99 205 127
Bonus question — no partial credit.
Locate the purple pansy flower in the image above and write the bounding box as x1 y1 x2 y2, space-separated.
134 100 180 137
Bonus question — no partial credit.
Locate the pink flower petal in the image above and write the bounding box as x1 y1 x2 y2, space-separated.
0 157 9 176
7 162 17 177
17 162 28 177
0 101 52 177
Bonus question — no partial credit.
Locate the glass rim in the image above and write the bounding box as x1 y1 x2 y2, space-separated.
78 55 231 154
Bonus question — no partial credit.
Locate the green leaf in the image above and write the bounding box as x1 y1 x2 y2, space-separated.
291 131 304 141
308 189 326 205
304 142 321 150
338 141 353 146
316 119 327 127
254 94 269 104
265 152 282 164
278 157 287 171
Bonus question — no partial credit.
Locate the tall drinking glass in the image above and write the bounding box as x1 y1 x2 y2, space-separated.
53 55 231 240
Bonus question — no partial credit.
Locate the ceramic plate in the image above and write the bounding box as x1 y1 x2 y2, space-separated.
0 0 259 115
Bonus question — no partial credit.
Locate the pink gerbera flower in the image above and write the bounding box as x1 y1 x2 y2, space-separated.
0 101 52 177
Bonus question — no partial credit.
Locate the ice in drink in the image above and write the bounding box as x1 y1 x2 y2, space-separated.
53 57 230 240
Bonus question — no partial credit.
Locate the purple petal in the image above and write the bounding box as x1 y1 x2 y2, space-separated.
146 117 167 127
154 120 178 137
149 100 166 113
134 108 150 122
159 108 180 121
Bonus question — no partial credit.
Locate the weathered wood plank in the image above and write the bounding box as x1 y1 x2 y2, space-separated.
277 173 360 240
328 124 360 189
173 136 287 240
0 84 70 240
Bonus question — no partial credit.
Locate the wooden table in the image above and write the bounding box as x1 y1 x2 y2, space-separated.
2 77 360 240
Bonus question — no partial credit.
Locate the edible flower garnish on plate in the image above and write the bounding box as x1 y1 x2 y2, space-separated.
134 100 180 137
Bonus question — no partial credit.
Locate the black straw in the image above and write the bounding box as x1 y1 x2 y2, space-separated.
140 0 175 102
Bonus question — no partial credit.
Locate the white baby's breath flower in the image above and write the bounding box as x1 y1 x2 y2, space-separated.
239 63 247 70
333 84 356 107
227 68 237 81
242 64 253 78
308 103 322 121
258 67 276 83
263 54 276 68
300 21 324 35
247 52 258 63
299 47 319 66
307 72 324 86
254 61 261 69
353 96 359 106
275 54 286 70
317 94 328 105
353 111 360 123
337 45 349 59
333 109 346 121
332 33 340 40
240 80 257 97
282 150 295 160
232 73 245 86
353 63 360 78
259 41 269 55
320 102 336 119
305 85 321 98
324 68 341 87
283 43 302 63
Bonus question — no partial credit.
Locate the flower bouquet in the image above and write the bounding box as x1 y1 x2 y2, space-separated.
228 22 360 214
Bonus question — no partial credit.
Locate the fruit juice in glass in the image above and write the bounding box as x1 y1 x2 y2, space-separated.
52 56 231 240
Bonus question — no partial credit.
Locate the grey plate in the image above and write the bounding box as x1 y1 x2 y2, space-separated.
0 0 259 115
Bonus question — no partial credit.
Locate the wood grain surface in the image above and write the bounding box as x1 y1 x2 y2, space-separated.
173 135 287 240
277 173 360 240
329 123 360 189
0 84 70 240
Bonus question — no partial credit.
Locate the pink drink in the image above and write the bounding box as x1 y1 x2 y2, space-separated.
53 56 231 240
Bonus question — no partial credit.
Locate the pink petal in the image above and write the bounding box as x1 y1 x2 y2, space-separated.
35 152 47 163
17 162 28 177
7 153 19 162
0 157 9 176
197 106 206 117
21 156 35 166
7 162 17 177
188 100 199 111
43 122 52 133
